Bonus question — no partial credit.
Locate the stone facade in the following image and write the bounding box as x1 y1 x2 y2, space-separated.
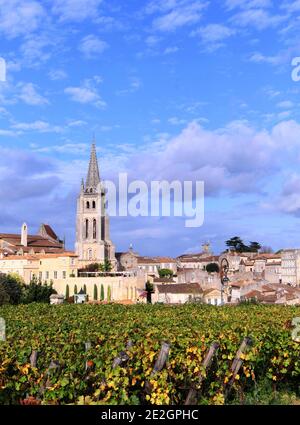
281 249 300 287
75 143 115 266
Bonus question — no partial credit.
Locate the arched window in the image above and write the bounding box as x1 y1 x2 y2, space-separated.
90 188 93 193
86 201 90 209
85 219 89 239
92 200 96 209
88 249 92 260
93 219 97 239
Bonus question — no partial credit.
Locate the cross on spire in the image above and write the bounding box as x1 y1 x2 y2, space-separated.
85 142 100 192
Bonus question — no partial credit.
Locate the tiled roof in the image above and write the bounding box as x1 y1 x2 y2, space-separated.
137 256 176 264
0 232 63 253
0 251 77 261
156 283 202 294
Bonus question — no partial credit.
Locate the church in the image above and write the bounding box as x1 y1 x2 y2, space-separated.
0 142 116 268
75 143 116 266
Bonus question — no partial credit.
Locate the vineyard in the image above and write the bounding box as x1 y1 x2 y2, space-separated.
0 303 300 405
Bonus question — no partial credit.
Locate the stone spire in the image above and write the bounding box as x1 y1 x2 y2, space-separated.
85 143 100 191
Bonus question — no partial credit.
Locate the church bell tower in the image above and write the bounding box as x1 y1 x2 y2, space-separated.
75 142 115 265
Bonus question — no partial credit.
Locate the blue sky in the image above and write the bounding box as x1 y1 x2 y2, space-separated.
1 0 300 256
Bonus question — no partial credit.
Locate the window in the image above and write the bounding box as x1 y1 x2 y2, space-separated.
39 272 42 281
88 249 93 260
214 298 218 306
92 200 96 209
85 219 89 239
86 201 90 209
93 219 97 239
54 271 58 279
46 271 49 280
63 271 66 279
208 298 211 304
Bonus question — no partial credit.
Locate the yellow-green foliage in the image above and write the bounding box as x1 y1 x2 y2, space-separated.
0 303 299 405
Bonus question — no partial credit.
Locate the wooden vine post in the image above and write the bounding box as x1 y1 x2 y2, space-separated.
29 350 39 368
224 336 253 399
145 342 170 394
185 341 220 405
84 341 92 371
112 340 134 369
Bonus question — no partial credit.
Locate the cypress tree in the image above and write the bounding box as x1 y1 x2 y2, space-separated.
65 284 69 299
107 286 111 302
74 284 78 295
83 284 87 294
100 284 104 301
93 284 98 301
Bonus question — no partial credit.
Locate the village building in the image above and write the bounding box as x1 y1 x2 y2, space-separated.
153 283 203 304
136 256 178 277
0 252 78 284
0 223 64 257
281 249 300 287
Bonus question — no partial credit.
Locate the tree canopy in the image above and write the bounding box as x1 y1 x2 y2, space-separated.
226 237 262 253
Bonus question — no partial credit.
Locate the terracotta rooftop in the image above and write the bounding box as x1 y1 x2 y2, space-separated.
137 256 177 264
156 283 202 294
0 252 77 261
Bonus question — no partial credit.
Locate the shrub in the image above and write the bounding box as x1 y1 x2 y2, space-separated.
0 273 23 304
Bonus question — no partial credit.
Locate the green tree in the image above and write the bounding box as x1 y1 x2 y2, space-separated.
0 282 10 306
107 286 111 302
100 284 105 301
83 284 87 294
249 242 262 253
21 278 56 304
145 281 154 304
206 263 220 273
74 284 78 295
65 284 69 299
226 236 247 252
85 263 100 272
0 273 23 304
99 260 113 272
93 284 98 301
158 268 174 279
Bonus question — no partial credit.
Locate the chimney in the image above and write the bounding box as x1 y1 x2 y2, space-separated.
21 223 28 247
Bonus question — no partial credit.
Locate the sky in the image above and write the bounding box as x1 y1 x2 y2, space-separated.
1 0 300 257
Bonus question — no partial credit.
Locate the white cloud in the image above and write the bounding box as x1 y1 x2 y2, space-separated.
225 0 272 10
0 0 45 38
48 69 68 80
67 120 87 127
276 100 294 109
20 34 54 66
79 35 109 58
51 0 103 22
231 8 286 30
17 82 49 105
168 116 187 125
145 35 162 46
148 0 208 32
249 52 285 65
193 24 235 51
164 46 179 54
64 81 105 108
123 119 300 197
11 120 63 133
